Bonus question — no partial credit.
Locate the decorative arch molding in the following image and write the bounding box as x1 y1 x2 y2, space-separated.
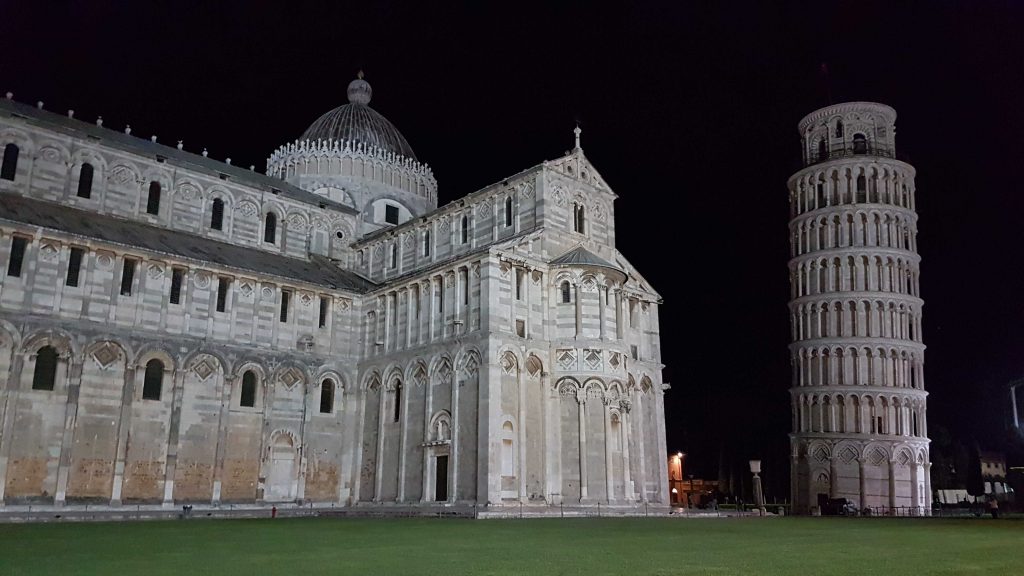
133 345 177 371
21 328 76 358
408 361 428 387
456 348 481 377
34 141 70 165
429 410 453 442
185 352 226 382
524 353 544 379
274 363 309 390
383 365 405 391
268 428 301 448
429 355 453 385
555 376 581 397
362 369 383 391
84 339 129 370
499 349 520 376
0 319 23 352
0 127 34 154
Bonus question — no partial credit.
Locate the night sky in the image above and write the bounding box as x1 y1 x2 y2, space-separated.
5 2 1023 498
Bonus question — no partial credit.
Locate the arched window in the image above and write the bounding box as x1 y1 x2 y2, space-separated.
393 380 402 422
504 196 513 227
32 346 58 390
143 359 164 400
573 203 586 233
241 370 257 407
853 133 867 154
264 213 277 243
560 281 571 304
461 215 469 244
817 139 828 161
319 379 334 414
77 163 94 198
856 175 867 203
501 421 515 476
1 143 19 181
210 198 224 230
146 181 161 215
423 230 431 257
834 119 844 138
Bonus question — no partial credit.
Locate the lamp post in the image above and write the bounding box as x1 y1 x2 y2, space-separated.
749 460 766 516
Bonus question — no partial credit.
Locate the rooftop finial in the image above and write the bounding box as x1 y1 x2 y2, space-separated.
574 125 582 150
347 72 372 105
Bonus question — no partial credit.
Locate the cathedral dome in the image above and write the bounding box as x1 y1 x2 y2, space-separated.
300 74 418 161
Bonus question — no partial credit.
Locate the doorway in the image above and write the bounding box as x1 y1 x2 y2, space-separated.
435 455 449 502
265 434 297 502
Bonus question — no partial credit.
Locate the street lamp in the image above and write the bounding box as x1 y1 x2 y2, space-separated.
749 460 766 516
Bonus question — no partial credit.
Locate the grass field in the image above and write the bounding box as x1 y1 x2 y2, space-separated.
0 516 1021 575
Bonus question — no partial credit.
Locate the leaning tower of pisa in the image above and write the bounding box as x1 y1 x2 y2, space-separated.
787 102 930 515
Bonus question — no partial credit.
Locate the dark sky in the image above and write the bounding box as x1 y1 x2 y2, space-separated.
5 1 1023 497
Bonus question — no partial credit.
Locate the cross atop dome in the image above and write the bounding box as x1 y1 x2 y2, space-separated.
574 125 582 150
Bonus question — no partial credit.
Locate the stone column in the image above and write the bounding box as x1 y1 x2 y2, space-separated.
858 458 866 511
829 453 837 499
421 377 433 502
614 288 623 340
397 377 410 503
574 284 582 339
373 386 387 502
603 402 614 502
110 364 137 506
162 370 187 506
621 408 634 502
910 459 920 514
924 461 932 515
449 372 460 502
210 374 234 506
53 355 81 506
578 395 588 502
635 391 647 504
887 459 897 511
598 285 606 340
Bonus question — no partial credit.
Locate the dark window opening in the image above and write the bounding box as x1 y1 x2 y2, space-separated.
515 269 523 301
835 119 844 138
216 277 230 312
280 289 290 322
32 346 58 390
515 319 525 338
264 213 277 243
390 244 398 269
505 196 513 227
143 359 164 400
210 198 224 230
385 204 399 225
120 258 137 296
856 175 867 203
170 268 184 304
319 296 329 328
461 215 469 244
630 345 638 360
66 247 84 287
77 163 94 198
573 203 586 234
320 379 334 414
394 381 402 423
817 139 828 161
241 370 257 407
146 181 161 215
423 231 431 257
560 281 571 304
7 236 27 277
1 143 19 181
853 133 868 154
462 269 469 305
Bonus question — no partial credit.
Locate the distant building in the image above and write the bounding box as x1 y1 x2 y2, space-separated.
787 102 930 515
0 75 669 513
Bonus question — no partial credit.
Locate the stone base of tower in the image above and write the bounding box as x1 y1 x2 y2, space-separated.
791 436 931 516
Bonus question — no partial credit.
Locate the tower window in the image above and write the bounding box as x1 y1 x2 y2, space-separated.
461 215 469 244
319 296 329 328
817 139 828 161
385 204 399 225
7 236 27 277
32 346 58 391
505 196 513 227
264 213 277 243
143 359 164 401
280 289 291 322
120 257 137 296
856 175 867 203
240 370 257 407
394 380 402 422
319 379 334 414
853 133 867 154
1 143 19 181
560 281 571 304
573 203 586 234
66 247 84 287
835 119 844 138
423 230 431 257
169 267 184 304
77 163 94 198
146 181 161 215
216 277 230 312
210 198 224 230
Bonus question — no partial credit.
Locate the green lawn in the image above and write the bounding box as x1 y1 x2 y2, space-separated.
1 516 1021 575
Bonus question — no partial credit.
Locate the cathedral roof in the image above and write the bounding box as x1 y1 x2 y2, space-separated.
0 192 376 293
549 245 623 274
300 74 418 161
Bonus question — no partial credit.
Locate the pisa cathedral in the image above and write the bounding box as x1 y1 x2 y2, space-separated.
0 76 669 512
788 102 930 514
